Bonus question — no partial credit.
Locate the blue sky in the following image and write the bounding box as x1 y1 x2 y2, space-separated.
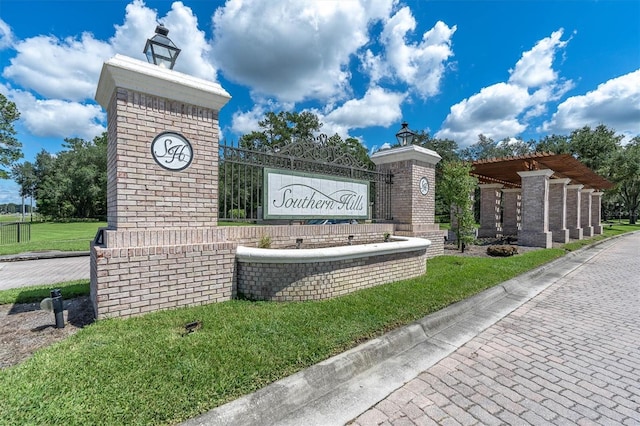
1 0 639 205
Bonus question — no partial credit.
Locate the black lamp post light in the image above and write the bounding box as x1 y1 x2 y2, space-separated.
144 24 181 69
396 121 416 146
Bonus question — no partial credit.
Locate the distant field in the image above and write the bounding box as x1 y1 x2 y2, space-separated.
0 221 107 255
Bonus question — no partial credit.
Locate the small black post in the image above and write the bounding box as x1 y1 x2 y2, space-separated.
51 289 65 328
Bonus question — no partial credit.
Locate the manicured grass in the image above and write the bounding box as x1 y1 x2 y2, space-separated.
0 280 89 305
0 226 638 425
0 221 107 255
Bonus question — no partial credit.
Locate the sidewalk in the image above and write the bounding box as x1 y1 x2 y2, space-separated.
184 232 640 426
0 252 89 291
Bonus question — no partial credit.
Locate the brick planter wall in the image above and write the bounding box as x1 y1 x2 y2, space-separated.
237 248 427 302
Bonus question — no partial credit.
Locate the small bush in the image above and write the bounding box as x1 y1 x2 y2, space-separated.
486 245 518 257
228 209 246 219
258 234 272 248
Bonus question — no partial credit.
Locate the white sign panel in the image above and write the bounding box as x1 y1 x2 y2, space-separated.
264 169 369 219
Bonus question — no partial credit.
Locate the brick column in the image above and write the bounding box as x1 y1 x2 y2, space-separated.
566 184 583 240
91 54 234 319
372 145 443 257
591 191 604 234
517 169 553 248
477 184 503 238
548 178 570 243
501 188 521 236
581 188 594 237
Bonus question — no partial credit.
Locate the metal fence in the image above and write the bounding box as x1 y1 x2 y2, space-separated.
0 222 31 245
219 135 393 222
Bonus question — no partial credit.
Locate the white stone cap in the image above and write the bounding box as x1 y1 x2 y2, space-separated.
371 144 441 166
517 169 554 178
95 54 231 111
236 236 431 264
567 184 584 190
549 178 571 185
580 188 595 194
591 191 604 196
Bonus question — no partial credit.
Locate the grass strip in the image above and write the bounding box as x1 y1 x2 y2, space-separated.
0 280 90 305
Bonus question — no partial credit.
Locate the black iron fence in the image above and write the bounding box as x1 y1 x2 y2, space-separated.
0 222 31 245
219 135 393 222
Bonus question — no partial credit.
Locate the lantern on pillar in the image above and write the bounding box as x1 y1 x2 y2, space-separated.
143 24 181 69
396 121 415 146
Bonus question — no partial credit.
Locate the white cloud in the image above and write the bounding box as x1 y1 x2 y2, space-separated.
7 87 105 140
0 19 14 50
324 86 405 129
436 29 571 146
542 69 640 138
211 0 393 103
375 8 457 98
1 0 217 146
509 29 568 88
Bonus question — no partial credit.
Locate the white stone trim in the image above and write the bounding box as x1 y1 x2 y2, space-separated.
95 54 231 110
549 178 571 185
567 184 584 190
580 188 595 194
517 169 554 178
236 236 431 264
371 145 442 166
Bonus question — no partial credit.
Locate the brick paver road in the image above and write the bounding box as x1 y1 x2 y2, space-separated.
351 232 640 425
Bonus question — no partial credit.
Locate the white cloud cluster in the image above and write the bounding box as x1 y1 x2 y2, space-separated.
366 8 457 98
542 69 640 140
211 0 393 103
222 1 456 140
436 29 573 146
0 0 215 140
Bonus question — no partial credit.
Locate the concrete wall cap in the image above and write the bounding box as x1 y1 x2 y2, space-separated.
517 169 555 178
371 145 442 166
236 236 431 264
549 178 571 185
95 54 231 111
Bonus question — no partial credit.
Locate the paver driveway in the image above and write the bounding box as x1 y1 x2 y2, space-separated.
352 233 640 425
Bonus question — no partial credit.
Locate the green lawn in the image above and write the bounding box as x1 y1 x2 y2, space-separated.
0 221 107 255
0 223 637 425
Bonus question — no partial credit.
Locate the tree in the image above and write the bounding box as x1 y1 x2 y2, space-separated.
239 111 322 150
569 125 623 174
440 161 478 252
608 137 640 224
11 161 36 220
535 134 571 154
35 133 107 219
0 94 23 178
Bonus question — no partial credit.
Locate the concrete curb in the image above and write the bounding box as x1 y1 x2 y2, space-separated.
0 251 90 262
183 236 622 426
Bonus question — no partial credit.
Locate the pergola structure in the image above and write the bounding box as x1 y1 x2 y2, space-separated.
465 152 613 248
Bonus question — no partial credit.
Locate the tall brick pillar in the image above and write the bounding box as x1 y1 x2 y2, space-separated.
371 145 443 256
549 178 570 243
581 188 594 237
90 55 234 319
591 191 604 235
566 184 583 240
477 184 503 238
501 188 521 236
517 169 553 248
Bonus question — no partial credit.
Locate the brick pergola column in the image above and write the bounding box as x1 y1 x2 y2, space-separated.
548 178 570 243
477 183 503 238
581 188 595 237
372 145 443 257
517 169 553 248
501 188 521 236
591 191 604 234
566 184 583 240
